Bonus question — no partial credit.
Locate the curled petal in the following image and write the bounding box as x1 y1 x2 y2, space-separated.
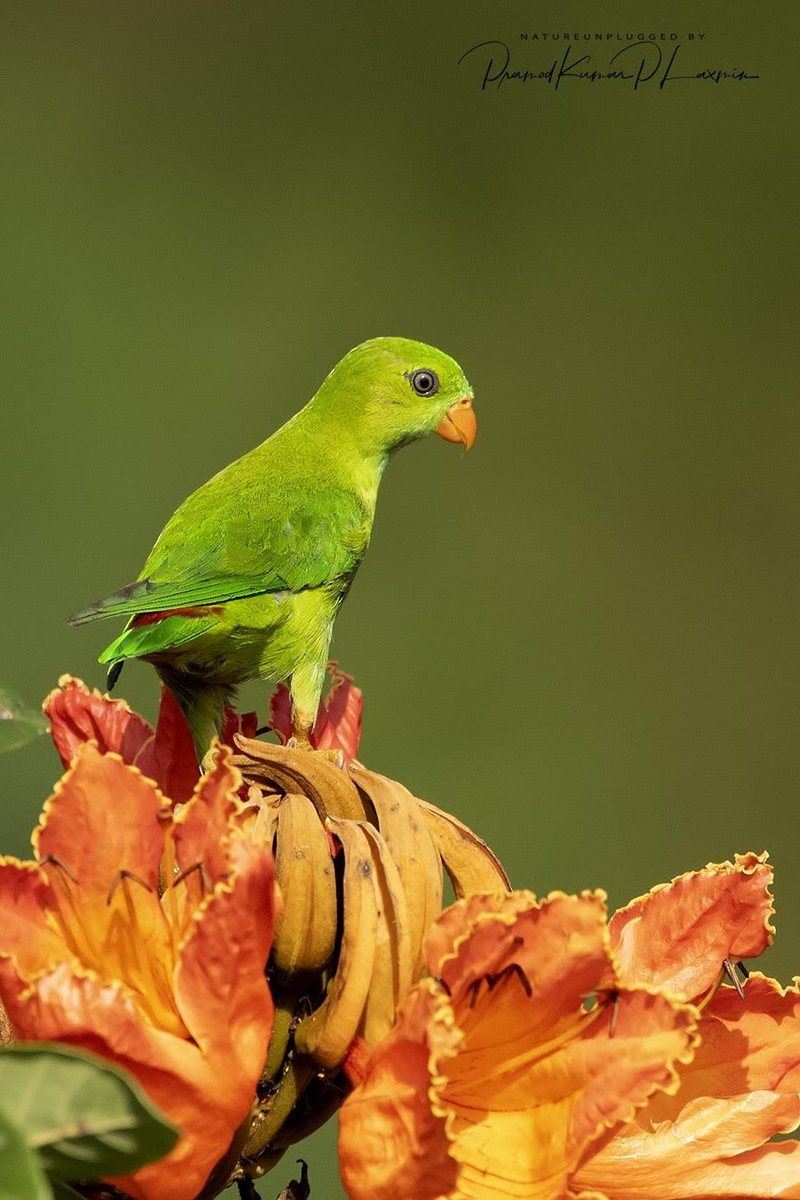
44 675 152 768
133 686 199 803
646 974 800 1124
609 853 774 999
221 707 258 745
0 860 63 978
311 665 363 761
173 829 275 1072
172 746 242 883
293 819 380 1068
418 801 510 899
34 744 167 895
358 821 415 1048
351 765 443 978
574 1093 800 1199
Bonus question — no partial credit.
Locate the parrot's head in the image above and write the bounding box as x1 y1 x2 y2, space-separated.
314 337 477 457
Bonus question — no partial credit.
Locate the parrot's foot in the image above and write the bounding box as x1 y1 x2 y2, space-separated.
285 709 346 768
285 735 345 770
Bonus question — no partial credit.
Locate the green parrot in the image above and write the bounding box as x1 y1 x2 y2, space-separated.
69 337 477 763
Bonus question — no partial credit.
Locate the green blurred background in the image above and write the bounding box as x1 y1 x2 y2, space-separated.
1 2 797 1194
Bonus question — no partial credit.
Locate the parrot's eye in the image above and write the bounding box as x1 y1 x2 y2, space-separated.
408 369 439 397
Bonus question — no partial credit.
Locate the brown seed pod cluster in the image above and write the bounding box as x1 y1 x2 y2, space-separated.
227 736 509 1179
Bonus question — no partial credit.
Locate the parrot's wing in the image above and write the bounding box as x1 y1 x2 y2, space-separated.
69 484 370 626
97 612 222 665
68 573 272 625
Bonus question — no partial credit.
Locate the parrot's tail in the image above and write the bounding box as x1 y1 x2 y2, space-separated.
107 661 124 691
158 668 234 768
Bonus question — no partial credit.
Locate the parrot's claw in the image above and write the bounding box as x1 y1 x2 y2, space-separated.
318 747 347 770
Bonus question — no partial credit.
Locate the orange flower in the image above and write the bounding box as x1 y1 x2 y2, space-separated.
339 890 698 1200
0 741 276 1200
44 673 258 801
572 854 800 1198
574 975 800 1199
340 855 800 1200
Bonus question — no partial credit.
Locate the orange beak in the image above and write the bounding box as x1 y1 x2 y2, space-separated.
435 395 477 451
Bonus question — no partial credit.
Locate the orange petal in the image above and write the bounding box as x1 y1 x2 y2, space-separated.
646 973 800 1125
425 891 522 979
220 706 258 746
34 744 167 896
31 746 178 1019
44 675 153 768
133 685 199 804
312 665 363 762
574 1093 800 1199
0 859 64 980
173 829 276 1069
339 982 461 1200
172 745 242 883
609 853 774 999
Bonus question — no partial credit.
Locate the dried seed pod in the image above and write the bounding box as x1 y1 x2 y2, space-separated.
271 794 338 978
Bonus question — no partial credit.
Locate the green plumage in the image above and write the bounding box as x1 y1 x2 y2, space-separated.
70 337 475 761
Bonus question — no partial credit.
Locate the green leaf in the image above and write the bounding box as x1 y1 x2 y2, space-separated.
0 687 48 753
0 1043 178 1181
0 1104 51 1200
